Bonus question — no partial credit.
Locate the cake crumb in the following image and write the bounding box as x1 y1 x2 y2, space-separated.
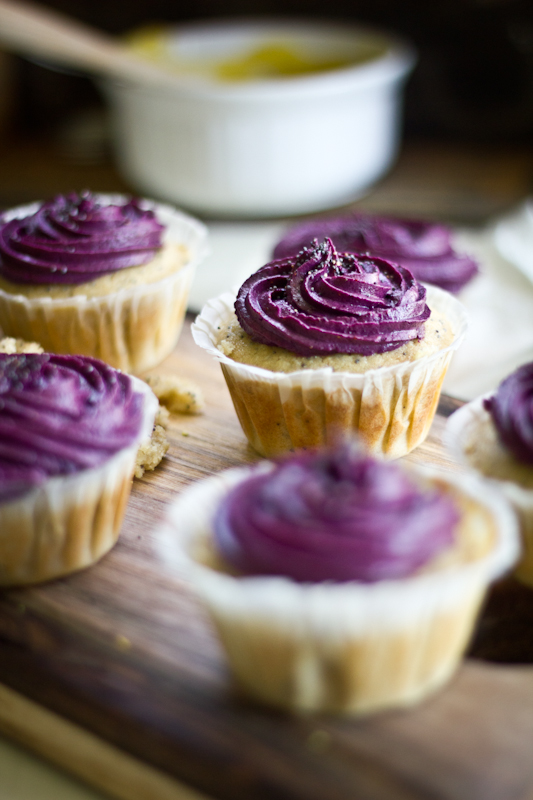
0 336 43 354
144 374 205 415
155 404 170 429
217 337 234 358
135 425 169 478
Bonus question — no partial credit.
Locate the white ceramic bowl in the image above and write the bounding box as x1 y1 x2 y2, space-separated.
104 18 415 218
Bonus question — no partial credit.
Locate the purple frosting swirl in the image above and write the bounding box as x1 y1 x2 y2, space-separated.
235 238 430 356
0 353 144 503
485 362 533 465
214 446 459 583
273 213 478 294
0 192 164 285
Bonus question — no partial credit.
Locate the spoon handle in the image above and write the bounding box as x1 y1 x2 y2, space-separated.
0 0 173 85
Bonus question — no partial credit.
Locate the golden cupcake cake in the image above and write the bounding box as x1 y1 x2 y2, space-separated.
445 362 533 587
193 238 468 458
0 192 208 373
158 444 518 714
0 351 158 585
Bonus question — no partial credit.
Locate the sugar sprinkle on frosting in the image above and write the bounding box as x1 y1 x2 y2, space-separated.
235 238 430 357
0 192 164 285
273 212 478 294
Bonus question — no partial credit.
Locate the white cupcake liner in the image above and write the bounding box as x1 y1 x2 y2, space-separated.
0 376 158 586
0 196 209 374
445 396 533 587
192 285 468 458
156 463 519 714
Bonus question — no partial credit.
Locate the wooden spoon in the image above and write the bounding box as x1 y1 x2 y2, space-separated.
0 0 180 87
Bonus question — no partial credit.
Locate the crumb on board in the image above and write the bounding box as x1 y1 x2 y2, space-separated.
143 374 205 415
155 404 170 429
0 336 43 354
135 425 169 478
115 634 131 651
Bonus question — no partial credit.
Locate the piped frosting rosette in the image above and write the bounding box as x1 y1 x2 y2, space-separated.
273 212 479 293
0 352 158 585
445 362 533 587
193 241 468 458
0 192 164 285
0 194 208 373
484 364 533 466
156 450 519 714
236 238 430 356
214 446 458 582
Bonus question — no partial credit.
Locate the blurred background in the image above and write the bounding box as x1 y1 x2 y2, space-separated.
0 0 531 300
1 0 533 146
0 0 532 228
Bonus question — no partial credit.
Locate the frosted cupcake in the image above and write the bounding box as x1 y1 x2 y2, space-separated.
0 351 158 585
158 444 518 714
445 362 533 587
0 192 208 374
193 238 468 458
273 211 479 294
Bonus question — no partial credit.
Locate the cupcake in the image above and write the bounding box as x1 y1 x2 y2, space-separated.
0 351 158 585
193 238 468 458
273 211 479 293
157 444 518 714
445 362 533 587
0 192 208 374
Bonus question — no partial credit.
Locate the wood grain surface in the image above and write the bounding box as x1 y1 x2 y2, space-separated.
1 317 533 800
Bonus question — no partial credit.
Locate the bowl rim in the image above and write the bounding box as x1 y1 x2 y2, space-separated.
109 15 416 100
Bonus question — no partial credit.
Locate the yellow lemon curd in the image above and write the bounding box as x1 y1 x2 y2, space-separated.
126 25 384 82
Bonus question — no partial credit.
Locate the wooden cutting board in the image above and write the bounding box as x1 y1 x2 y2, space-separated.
1 316 533 800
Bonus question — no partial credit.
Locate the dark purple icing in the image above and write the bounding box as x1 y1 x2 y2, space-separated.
214 446 459 583
0 353 144 503
484 362 533 465
235 238 430 357
0 192 164 285
273 213 479 294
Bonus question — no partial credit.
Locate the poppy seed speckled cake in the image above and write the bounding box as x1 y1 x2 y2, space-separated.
193 238 468 458
0 351 158 585
0 192 208 373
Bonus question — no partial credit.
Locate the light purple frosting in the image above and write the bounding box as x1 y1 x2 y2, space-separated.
0 353 144 503
0 192 164 285
235 238 430 357
485 362 533 465
273 212 479 294
214 446 459 583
